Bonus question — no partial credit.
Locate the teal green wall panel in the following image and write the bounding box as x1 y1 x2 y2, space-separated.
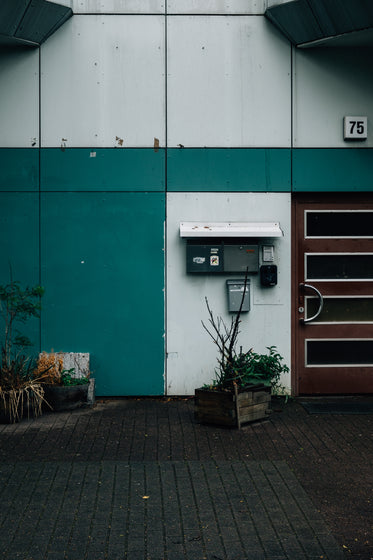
40 192 165 396
293 148 373 192
41 148 165 191
0 192 40 352
3 147 372 194
0 193 39 282
0 149 39 191
167 148 291 192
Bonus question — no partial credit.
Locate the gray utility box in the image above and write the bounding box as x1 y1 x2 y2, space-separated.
224 244 258 273
227 279 251 312
186 243 223 273
186 242 258 273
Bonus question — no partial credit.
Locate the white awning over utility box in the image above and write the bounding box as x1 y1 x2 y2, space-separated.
179 222 283 238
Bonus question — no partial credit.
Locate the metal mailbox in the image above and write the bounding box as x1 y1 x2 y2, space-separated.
226 279 251 312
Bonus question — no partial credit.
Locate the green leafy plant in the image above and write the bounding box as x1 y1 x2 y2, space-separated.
202 274 289 393
61 368 89 386
0 279 45 422
214 345 289 392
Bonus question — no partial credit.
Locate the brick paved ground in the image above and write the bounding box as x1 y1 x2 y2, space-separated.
0 397 372 559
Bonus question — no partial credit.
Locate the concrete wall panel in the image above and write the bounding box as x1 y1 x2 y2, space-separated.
166 192 291 395
0 193 39 283
294 48 373 148
71 0 165 13
167 148 291 191
0 149 39 191
167 0 267 15
41 192 165 396
0 193 40 352
293 148 373 191
41 148 165 191
41 15 165 148
167 16 291 148
0 49 39 148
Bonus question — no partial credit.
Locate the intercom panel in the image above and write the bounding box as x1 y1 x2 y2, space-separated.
260 265 278 286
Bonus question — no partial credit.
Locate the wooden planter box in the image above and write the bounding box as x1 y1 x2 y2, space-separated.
195 384 271 428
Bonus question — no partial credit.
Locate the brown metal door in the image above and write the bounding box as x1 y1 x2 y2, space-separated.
292 194 373 395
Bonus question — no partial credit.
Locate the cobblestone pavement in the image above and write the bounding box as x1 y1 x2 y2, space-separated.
0 397 372 560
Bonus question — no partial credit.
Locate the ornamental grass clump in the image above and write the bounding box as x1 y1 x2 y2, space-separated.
202 274 289 394
0 279 46 422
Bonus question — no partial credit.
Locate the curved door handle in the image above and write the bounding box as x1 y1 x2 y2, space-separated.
299 283 324 324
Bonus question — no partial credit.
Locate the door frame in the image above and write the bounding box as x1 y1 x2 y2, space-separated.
291 192 373 396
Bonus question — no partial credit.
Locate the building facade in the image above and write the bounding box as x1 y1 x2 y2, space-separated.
1 0 372 396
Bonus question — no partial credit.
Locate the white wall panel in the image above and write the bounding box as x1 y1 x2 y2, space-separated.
65 0 284 14
166 192 291 395
167 0 266 15
71 0 165 14
49 0 72 6
294 48 373 147
266 0 290 6
41 16 165 147
167 16 291 147
0 49 39 148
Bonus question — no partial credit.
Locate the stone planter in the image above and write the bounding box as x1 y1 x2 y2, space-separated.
43 384 89 412
195 384 271 429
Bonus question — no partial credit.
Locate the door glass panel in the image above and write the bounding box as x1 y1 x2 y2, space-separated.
307 254 373 280
306 340 373 365
306 211 373 237
306 297 373 322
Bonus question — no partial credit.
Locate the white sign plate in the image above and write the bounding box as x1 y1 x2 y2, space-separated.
344 116 367 140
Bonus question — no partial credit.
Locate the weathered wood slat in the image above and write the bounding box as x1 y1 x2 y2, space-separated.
237 391 271 406
195 386 271 428
239 403 270 422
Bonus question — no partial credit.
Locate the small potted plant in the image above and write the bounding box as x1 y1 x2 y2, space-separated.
0 279 46 423
195 276 289 428
35 352 91 412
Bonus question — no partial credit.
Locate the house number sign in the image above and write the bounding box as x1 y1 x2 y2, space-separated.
344 116 368 140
